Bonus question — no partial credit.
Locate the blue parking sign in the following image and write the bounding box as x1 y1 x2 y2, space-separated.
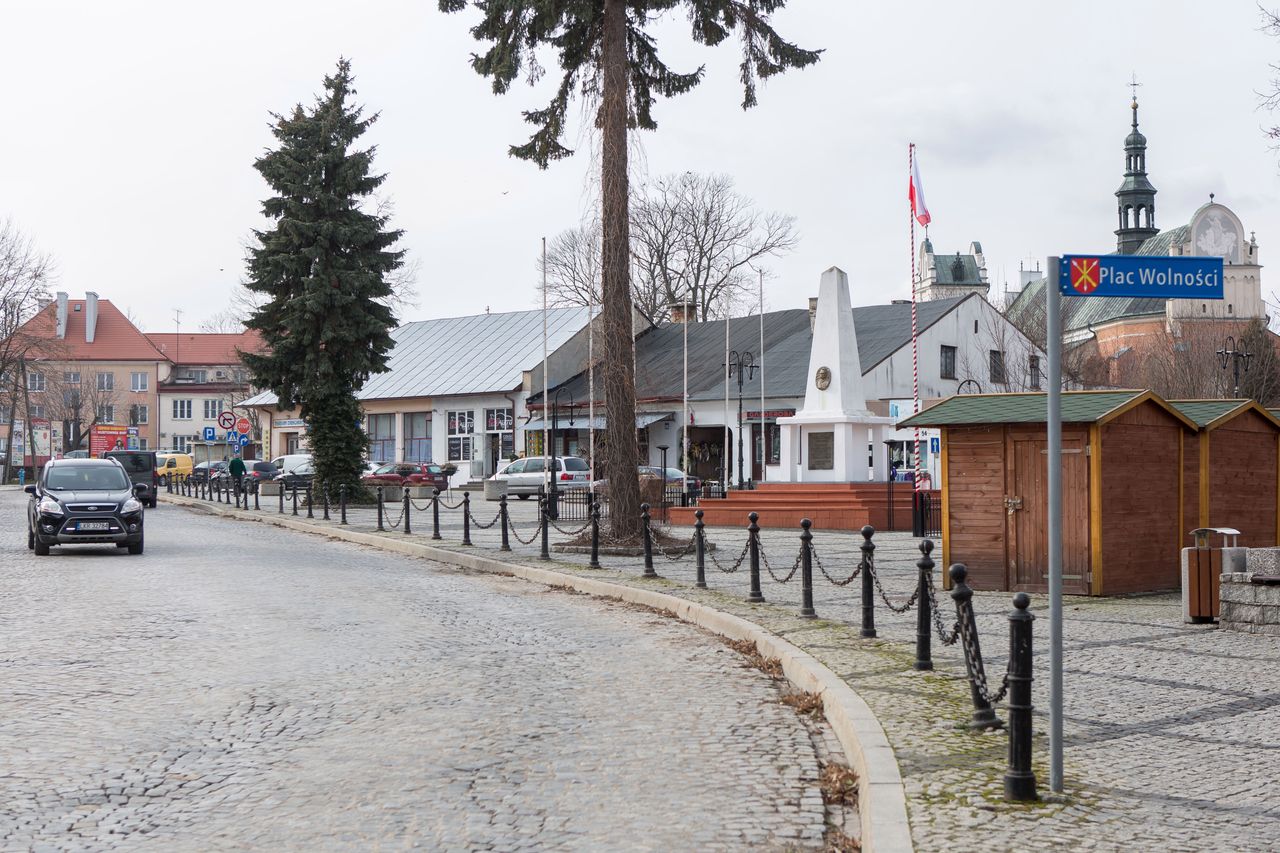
202 426 216 442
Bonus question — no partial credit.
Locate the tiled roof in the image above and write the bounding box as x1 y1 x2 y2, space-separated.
1005 277 1164 336
22 299 166 361
898 390 1151 427
146 332 265 365
1135 225 1190 256
1167 400 1246 427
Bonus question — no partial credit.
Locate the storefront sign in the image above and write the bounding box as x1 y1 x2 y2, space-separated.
274 418 306 429
747 409 796 420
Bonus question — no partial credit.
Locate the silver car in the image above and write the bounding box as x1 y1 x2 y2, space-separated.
490 456 591 499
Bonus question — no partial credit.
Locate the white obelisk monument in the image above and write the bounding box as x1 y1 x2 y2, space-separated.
777 267 893 482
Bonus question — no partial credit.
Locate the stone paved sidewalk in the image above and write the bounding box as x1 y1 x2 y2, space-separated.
193 490 1280 851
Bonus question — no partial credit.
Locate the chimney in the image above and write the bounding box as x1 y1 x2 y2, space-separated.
55 292 68 339
85 292 99 343
668 300 695 324
808 297 818 331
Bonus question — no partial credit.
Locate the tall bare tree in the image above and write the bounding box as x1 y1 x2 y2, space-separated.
0 220 54 477
440 1 819 540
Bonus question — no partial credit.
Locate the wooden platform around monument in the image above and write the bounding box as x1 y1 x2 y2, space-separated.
667 482 927 531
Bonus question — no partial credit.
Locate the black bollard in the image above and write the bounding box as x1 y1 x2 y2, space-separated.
539 494 550 561
950 564 1003 731
234 482 240 509
322 487 329 521
588 502 600 568
499 495 511 552
253 480 260 511
403 490 412 534
306 484 314 519
641 503 656 577
431 488 442 540
339 485 347 525
694 509 707 588
291 484 299 516
747 512 764 603
376 486 384 531
860 525 877 638
278 483 284 514
915 540 935 671
1005 592 1037 801
799 518 815 618
462 492 472 545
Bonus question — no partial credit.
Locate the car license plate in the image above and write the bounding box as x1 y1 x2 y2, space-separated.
78 521 110 531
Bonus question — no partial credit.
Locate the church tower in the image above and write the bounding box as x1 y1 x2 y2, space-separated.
1115 96 1159 254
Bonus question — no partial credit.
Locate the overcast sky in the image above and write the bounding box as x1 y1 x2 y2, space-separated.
3 1 1279 333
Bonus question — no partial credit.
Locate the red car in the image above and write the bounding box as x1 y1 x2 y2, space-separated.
360 462 449 491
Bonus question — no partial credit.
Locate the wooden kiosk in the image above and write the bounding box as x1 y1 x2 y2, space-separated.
1169 400 1280 547
899 391 1198 596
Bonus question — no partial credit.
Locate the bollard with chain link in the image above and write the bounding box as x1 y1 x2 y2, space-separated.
950 564 1003 731
747 512 764 603
306 484 314 519
694 510 707 588
539 494 550 561
588 501 600 567
253 480 260 511
641 504 656 577
462 492 472 545
339 485 347 524
322 486 329 520
278 483 284 514
291 484 299 516
431 488 442 540
860 525 877 638
400 489 410 534
916 540 935 671
799 519 815 618
376 487 385 531
499 495 511 552
234 481 241 509
1005 592 1037 801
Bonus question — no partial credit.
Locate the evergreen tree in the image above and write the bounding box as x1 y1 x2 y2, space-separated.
242 60 403 496
439 0 819 539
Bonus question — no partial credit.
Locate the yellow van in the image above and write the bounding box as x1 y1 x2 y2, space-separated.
156 452 194 485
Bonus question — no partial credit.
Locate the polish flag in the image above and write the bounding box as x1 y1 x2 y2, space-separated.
909 151 931 227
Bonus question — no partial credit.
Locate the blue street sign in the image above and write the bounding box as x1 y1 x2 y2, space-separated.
202 426 216 442
1059 255 1223 300
238 434 251 448
225 430 237 443
930 436 940 454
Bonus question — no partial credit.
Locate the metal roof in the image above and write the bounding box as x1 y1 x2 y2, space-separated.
897 391 1151 427
240 307 591 407
933 253 983 285
524 412 673 431
1005 277 1164 337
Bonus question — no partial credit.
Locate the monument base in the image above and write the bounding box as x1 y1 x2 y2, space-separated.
775 413 895 483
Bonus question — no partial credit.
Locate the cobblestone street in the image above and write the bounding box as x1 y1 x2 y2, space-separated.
0 490 833 851
288 490 1280 851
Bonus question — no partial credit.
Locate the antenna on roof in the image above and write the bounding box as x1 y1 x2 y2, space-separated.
174 309 182 365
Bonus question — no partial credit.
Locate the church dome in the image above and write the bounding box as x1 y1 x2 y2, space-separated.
1125 128 1147 148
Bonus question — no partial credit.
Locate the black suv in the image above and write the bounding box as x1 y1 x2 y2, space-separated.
26 458 148 555
104 450 159 508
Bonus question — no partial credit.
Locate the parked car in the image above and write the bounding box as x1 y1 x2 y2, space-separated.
489 456 592 498
641 466 703 492
63 449 90 459
274 459 314 489
213 460 279 487
155 452 194 485
361 462 449 492
190 460 228 485
363 460 388 476
26 458 148 555
103 450 159 508
271 454 313 479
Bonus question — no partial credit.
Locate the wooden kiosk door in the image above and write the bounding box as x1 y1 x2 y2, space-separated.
1007 428 1090 594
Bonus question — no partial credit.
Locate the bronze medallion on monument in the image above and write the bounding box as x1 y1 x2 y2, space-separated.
814 366 831 390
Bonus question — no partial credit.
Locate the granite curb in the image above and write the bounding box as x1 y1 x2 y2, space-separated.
161 493 913 852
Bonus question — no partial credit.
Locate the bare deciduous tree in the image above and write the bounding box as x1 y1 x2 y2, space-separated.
1125 318 1280 403
0 220 55 476
543 173 797 321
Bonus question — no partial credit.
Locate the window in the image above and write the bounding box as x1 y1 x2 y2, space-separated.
29 404 43 419
989 350 1007 384
367 413 396 462
139 438 148 450
973 320 979 334
96 404 115 424
485 408 514 432
173 399 192 420
97 372 114 391
940 345 957 380
447 410 474 462
404 412 432 463
27 372 45 392
63 389 81 408
1029 356 1042 390
185 369 208 383
203 399 223 420
131 371 149 392
233 369 247 383
130 404 149 425
173 434 197 453
63 371 80 385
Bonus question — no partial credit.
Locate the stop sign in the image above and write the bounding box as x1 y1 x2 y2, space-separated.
235 417 252 435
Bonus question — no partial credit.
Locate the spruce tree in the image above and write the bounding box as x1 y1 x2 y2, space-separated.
242 59 402 496
439 1 819 540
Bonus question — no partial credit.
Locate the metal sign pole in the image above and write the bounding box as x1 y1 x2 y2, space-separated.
1046 256 1064 794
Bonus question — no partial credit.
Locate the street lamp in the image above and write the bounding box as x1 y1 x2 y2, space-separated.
724 350 756 489
1217 335 1251 398
548 387 575 520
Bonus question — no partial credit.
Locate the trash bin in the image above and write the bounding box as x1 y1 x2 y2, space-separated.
1181 527 1245 624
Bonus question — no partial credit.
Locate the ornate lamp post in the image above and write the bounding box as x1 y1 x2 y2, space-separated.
548 387 575 520
724 350 756 489
1217 335 1251 398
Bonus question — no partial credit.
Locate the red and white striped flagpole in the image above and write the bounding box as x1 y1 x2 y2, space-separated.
909 144 921 492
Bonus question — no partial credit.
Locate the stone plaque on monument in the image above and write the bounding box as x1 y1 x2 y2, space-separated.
807 432 834 470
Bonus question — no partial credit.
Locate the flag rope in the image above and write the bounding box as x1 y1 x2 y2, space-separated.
909 144 921 493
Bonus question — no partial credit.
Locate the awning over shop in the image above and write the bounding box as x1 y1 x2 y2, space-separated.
523 412 673 431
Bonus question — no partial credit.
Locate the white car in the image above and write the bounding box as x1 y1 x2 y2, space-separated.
271 454 313 478
489 456 591 499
